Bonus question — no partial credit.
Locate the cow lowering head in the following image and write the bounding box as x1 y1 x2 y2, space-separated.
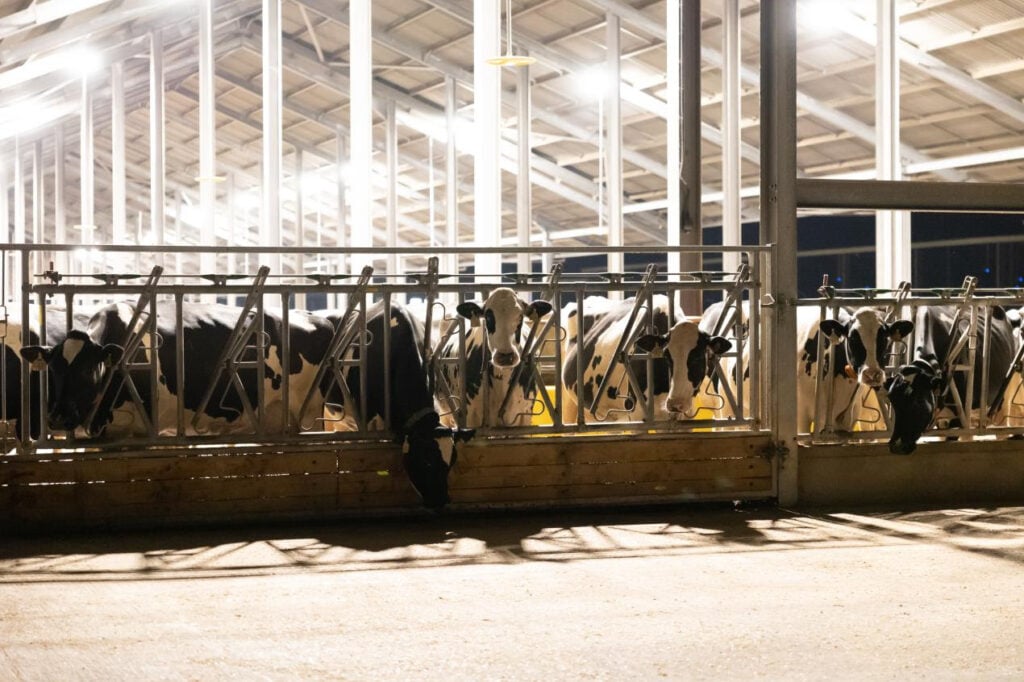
399 410 475 510
884 358 943 455
456 288 553 369
634 321 732 416
20 330 124 432
819 307 913 387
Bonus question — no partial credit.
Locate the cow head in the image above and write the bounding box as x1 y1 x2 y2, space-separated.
20 330 124 432
884 358 943 455
400 411 475 510
456 288 552 369
634 321 732 416
820 308 913 387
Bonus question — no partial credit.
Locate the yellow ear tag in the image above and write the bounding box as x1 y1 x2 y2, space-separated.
844 364 857 380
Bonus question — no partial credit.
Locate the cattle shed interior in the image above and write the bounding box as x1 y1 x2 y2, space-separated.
2 0 1024 530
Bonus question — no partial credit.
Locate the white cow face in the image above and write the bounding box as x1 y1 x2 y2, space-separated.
820 307 913 388
456 288 552 369
635 321 731 416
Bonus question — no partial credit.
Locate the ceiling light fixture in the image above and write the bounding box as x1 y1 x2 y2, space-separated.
486 0 535 67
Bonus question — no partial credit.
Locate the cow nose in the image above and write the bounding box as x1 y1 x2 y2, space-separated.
860 366 885 387
492 350 520 368
665 398 688 413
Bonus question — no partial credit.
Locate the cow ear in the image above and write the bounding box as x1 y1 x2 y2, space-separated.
819 319 847 339
887 320 914 341
635 334 668 357
20 345 52 371
455 301 483 320
102 344 125 368
707 335 732 356
527 300 553 321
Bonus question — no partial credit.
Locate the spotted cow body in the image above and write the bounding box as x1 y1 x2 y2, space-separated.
317 300 474 508
439 288 552 428
885 305 1015 454
797 306 912 433
562 295 731 423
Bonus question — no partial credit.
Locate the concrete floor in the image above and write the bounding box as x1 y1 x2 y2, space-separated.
2 503 1024 681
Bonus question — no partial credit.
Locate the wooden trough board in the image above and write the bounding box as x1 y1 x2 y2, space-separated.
0 433 774 531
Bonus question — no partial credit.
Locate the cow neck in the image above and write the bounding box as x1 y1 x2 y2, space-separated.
402 406 437 435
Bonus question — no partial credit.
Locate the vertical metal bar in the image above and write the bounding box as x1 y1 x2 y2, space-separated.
31 141 42 268
722 0 741 273
336 130 347 305
150 31 166 248
20 252 30 449
761 0 799 503
386 101 398 277
979 305 992 429
666 0 681 282
281 292 291 432
575 284 585 426
176 293 185 435
473 0 502 280
111 60 126 245
350 0 373 271
80 75 94 246
606 13 623 276
13 140 24 292
358 294 368 432
54 126 66 274
679 0 702 314
516 58 531 276
294 150 306 309
263 0 283 274
875 0 910 287
445 76 459 298
149 295 159 438
383 292 392 431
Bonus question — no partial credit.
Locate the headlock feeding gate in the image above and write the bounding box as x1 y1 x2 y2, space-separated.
3 244 1024 529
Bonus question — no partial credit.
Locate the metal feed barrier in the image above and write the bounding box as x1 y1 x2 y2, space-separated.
799 276 1024 445
0 244 771 456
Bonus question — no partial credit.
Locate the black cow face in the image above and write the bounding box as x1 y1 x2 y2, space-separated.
401 414 475 509
635 322 732 415
820 310 913 387
456 288 553 369
20 330 124 432
884 360 943 455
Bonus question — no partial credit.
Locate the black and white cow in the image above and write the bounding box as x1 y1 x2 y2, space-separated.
798 306 913 433
563 295 731 422
1 307 92 441
885 305 1015 454
316 300 474 509
439 287 552 428
20 302 331 438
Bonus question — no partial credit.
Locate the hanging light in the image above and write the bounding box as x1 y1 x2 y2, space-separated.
486 0 536 67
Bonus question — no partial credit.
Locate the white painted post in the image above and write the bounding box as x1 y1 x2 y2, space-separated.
473 0 502 281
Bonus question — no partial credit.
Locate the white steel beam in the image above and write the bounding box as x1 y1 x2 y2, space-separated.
606 13 623 275
516 60 532 275
665 0 680 278
722 0 741 272
349 0 374 268
149 31 166 246
0 0 112 40
445 76 458 278
386 101 398 275
111 61 127 244
79 76 94 245
198 0 217 282
875 0 910 289
473 0 502 278
263 0 283 272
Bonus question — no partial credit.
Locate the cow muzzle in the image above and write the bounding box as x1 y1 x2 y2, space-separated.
859 366 885 388
491 350 520 368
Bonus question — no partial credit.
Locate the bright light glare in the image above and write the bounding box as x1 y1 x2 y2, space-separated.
799 0 840 34
64 45 104 76
576 67 614 99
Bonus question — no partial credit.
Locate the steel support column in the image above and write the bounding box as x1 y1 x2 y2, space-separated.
199 0 217 285
263 0 283 273
54 127 65 272
474 0 502 279
760 0 798 505
722 0 741 273
666 0 681 283
80 75 94 246
679 0 702 313
111 61 126 245
875 0 910 288
350 0 373 271
445 76 459 295
606 13 624 275
516 59 531 276
150 31 165 248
